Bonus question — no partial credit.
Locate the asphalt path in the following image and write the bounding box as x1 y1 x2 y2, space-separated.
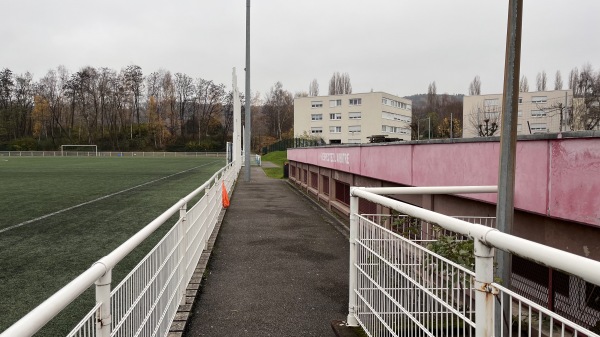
186 167 349 336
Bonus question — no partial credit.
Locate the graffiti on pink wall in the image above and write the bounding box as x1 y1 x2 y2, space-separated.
288 138 600 227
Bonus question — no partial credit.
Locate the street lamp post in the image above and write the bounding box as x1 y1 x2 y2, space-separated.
244 0 251 181
417 117 431 140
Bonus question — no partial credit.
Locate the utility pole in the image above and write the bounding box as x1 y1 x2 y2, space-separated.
244 0 251 181
428 117 431 139
496 0 523 335
450 113 453 139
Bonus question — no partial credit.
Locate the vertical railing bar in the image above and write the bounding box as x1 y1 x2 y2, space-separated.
347 189 360 326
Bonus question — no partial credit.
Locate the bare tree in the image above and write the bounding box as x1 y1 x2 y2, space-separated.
468 101 500 137
263 81 294 140
174 73 194 138
195 78 225 141
308 79 319 96
569 67 579 94
427 81 437 112
161 71 177 137
124 65 144 138
571 63 600 130
468 76 481 95
519 75 529 92
328 72 352 95
536 71 547 91
38 68 69 141
554 70 563 90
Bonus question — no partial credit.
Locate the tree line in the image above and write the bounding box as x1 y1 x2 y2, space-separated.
0 65 241 151
0 65 309 152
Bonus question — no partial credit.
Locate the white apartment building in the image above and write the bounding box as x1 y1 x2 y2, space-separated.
294 92 413 144
463 90 572 138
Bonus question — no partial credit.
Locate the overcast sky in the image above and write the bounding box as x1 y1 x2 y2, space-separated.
2 1 599 98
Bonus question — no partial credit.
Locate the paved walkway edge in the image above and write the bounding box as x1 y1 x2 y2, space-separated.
331 320 363 337
167 194 231 336
167 175 351 336
284 180 350 239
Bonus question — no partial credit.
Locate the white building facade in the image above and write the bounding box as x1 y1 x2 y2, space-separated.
463 90 572 138
294 92 412 144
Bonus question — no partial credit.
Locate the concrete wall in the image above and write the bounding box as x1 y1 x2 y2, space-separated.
289 133 600 227
287 132 600 260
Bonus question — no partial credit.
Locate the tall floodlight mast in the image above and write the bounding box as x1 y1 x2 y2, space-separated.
244 0 251 181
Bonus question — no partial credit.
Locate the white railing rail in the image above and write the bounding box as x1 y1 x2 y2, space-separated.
1 161 239 337
347 186 600 337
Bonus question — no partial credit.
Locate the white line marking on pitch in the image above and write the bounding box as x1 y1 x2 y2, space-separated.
0 161 219 234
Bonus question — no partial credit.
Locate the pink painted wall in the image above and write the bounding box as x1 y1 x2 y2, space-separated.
288 137 600 227
549 139 600 225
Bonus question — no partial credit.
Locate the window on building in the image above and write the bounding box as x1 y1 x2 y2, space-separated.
311 114 322 121
302 169 308 184
310 172 318 189
347 139 361 144
518 97 523 104
518 110 523 116
383 111 411 123
349 98 362 105
348 112 362 119
359 199 377 214
329 113 342 120
329 139 341 144
329 126 342 133
348 125 361 133
517 124 522 132
484 99 500 107
311 101 323 108
382 97 410 110
322 175 330 195
531 110 547 117
530 122 548 133
532 96 547 103
310 127 323 134
381 125 395 133
396 127 410 134
335 180 350 205
329 99 342 107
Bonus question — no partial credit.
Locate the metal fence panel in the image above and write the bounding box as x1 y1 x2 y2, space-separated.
350 210 600 337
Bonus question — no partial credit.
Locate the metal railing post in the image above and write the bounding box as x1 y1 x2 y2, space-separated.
95 269 112 337
347 189 359 326
203 186 210 250
474 238 495 337
179 201 188 301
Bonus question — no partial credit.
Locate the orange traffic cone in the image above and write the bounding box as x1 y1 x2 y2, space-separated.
222 182 230 209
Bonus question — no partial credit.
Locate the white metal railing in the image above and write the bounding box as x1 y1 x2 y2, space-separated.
1 161 239 337
0 151 227 157
240 151 262 166
347 186 600 337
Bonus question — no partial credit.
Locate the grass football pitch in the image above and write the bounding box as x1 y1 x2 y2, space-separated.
0 156 227 336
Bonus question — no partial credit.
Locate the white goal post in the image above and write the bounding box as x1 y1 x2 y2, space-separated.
60 145 98 157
